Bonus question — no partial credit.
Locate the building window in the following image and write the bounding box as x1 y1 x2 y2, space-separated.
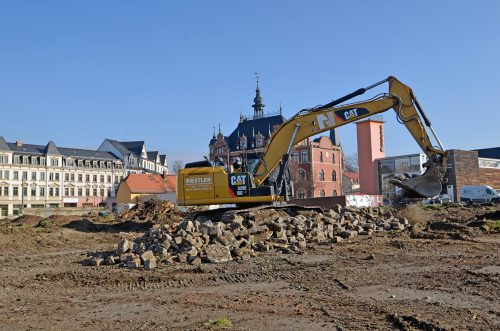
49 173 54 181
40 157 46 166
320 190 325 197
22 171 28 180
55 188 59 196
78 174 83 182
292 152 299 163
0 155 8 164
301 150 308 163
13 156 20 164
0 187 6 196
85 161 90 168
40 187 45 197
107 175 111 183
332 190 337 196
55 173 59 181
93 189 98 196
100 175 104 182
93 175 97 182
320 152 323 162
73 188 77 196
86 175 90 182
319 169 325 181
64 188 69 196
71 174 75 181
13 171 19 180
40 172 45 181
297 189 306 199
50 158 59 167
65 173 69 181
23 156 29 164
100 189 105 197
13 187 19 196
31 187 36 196
31 156 38 165
86 188 90 196
49 188 54 196
3 170 9 180
22 186 28 196
332 170 337 181
332 153 335 164
298 169 306 181
31 172 37 180
78 188 83 196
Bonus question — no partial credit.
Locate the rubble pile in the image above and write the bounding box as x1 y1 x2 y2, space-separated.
89 205 410 268
118 199 184 224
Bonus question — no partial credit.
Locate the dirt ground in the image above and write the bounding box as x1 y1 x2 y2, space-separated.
0 205 498 330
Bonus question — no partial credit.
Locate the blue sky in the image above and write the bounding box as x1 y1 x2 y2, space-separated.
1 1 499 166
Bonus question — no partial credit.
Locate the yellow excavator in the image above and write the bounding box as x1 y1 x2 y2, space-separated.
177 76 447 206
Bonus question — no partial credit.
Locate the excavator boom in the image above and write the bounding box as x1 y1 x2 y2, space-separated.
252 76 447 198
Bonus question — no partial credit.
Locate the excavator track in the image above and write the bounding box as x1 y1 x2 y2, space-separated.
184 204 324 224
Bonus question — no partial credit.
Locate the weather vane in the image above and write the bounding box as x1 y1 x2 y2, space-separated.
254 72 260 87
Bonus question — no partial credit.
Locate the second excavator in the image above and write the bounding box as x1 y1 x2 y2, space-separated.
177 76 447 207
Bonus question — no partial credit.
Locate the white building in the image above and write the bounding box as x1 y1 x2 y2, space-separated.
0 137 169 218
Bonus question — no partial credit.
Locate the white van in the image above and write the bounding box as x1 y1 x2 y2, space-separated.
460 185 500 204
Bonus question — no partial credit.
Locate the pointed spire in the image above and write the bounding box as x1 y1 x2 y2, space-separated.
279 102 282 115
252 72 265 119
0 136 10 151
44 140 61 155
212 126 216 138
218 123 221 133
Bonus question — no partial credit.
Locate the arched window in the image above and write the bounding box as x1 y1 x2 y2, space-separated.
297 189 307 199
319 152 323 162
332 170 337 181
320 190 325 197
319 169 325 181
332 190 337 196
298 169 306 181
332 153 335 164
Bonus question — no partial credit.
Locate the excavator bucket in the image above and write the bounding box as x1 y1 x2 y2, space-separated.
390 160 443 198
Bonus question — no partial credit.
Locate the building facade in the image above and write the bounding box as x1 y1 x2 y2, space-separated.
444 148 500 202
208 79 343 199
0 137 169 218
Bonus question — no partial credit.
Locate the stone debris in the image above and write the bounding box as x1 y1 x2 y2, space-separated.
87 205 413 268
118 199 185 224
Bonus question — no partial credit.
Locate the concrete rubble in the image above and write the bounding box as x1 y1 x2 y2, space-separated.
88 205 410 269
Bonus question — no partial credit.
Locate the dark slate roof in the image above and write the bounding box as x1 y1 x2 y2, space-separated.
6 140 118 160
43 141 61 155
147 151 159 162
159 154 167 165
105 139 133 156
58 147 119 160
118 141 145 156
474 147 500 160
226 114 286 151
7 142 46 155
0 137 10 151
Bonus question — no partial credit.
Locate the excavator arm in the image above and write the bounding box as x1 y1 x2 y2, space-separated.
253 76 447 198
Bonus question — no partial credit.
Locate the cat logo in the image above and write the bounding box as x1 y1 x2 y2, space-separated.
230 175 246 186
334 107 369 122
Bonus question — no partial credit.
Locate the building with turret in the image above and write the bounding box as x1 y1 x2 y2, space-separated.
208 77 343 199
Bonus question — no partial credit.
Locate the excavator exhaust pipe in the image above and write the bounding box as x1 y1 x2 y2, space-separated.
390 160 443 199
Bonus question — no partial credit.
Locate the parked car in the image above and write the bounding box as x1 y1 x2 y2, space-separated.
460 185 500 204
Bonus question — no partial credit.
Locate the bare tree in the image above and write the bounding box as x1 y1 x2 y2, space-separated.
172 160 184 174
344 152 359 172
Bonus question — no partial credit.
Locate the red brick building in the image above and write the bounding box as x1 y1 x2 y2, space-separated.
208 78 343 199
444 148 500 201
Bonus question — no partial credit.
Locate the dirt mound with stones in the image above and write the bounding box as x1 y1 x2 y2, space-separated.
118 199 185 225
87 205 412 268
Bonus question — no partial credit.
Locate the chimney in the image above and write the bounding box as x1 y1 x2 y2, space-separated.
16 140 22 147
